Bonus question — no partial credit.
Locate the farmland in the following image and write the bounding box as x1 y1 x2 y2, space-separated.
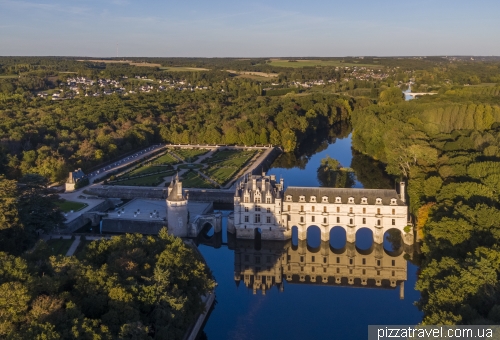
267 59 380 68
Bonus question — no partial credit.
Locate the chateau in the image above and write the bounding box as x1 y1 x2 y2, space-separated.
228 173 412 245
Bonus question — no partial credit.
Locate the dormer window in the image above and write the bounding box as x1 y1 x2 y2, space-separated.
310 196 316 202
390 198 397 205
286 195 292 202
361 197 368 204
376 198 382 205
335 197 342 203
322 196 328 203
299 196 305 202
348 197 354 204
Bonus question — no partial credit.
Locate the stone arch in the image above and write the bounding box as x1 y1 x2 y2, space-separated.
383 228 404 257
306 225 321 252
329 226 347 254
355 227 373 253
291 226 299 250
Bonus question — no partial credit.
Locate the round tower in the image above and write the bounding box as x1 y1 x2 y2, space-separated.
166 173 189 237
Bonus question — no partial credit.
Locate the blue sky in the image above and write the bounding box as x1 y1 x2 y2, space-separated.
0 0 498 57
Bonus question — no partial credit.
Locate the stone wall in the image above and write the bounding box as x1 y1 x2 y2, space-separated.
64 199 115 232
101 218 165 234
249 146 282 176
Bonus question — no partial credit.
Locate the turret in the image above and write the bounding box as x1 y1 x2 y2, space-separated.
399 182 406 203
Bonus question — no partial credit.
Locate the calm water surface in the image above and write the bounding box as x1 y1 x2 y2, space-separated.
199 132 422 340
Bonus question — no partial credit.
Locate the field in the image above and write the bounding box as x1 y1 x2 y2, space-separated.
47 238 74 256
0 75 18 78
160 66 210 72
205 166 239 186
78 60 162 67
181 171 216 188
267 59 379 68
56 200 87 212
227 70 278 78
171 148 209 162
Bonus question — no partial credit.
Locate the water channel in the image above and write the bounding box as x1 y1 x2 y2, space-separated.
198 126 422 339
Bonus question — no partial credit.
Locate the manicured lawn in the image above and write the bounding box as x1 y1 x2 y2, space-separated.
181 171 216 188
205 166 238 185
124 166 171 177
113 172 174 186
172 148 209 162
56 200 88 212
177 163 204 170
151 152 178 165
47 238 74 256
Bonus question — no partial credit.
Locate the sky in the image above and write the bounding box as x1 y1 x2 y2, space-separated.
0 0 499 57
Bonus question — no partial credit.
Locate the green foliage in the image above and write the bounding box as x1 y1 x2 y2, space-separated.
0 230 214 339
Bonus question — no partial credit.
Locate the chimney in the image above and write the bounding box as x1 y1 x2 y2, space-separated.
399 182 406 203
252 178 257 191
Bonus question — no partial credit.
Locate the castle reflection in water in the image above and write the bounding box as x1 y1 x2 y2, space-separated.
196 227 414 299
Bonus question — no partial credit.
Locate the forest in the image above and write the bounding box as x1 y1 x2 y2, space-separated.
351 85 500 324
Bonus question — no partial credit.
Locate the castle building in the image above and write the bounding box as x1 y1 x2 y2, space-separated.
65 168 86 192
166 174 189 237
229 174 412 245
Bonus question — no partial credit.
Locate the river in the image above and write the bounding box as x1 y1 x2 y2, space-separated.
198 129 422 340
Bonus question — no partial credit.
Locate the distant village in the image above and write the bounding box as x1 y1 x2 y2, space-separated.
37 76 209 100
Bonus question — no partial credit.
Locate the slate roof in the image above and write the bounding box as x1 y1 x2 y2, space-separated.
284 187 405 206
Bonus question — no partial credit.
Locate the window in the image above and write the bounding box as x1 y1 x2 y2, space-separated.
244 197 249 203
255 214 261 223
335 197 341 203
392 209 395 215
312 267 315 272
311 256 315 262
255 256 260 264
349 207 353 213
348 197 354 203
392 260 395 266
245 255 249 261
255 206 260 211
323 268 327 273
377 208 380 215
244 216 249 222
376 198 382 204
287 205 291 211
377 271 380 276
245 207 249 212
324 206 327 213
312 206 315 212
363 207 366 214
377 260 381 266
362 258 366 265
349 259 353 265
349 269 353 274
336 257 340 263
377 219 381 226
337 268 340 273
336 206 340 213
323 257 327 264
266 216 271 223
392 219 395 225
349 218 353 225
266 197 271 204
362 269 366 275
299 196 305 202
300 256 304 262
323 217 327 223
322 196 328 202
255 197 261 203
362 218 366 224
286 196 292 201
392 271 395 277
311 216 315 222
300 216 304 223
300 205 304 212
310 196 316 202
362 197 367 204
336 217 340 223
267 207 271 213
